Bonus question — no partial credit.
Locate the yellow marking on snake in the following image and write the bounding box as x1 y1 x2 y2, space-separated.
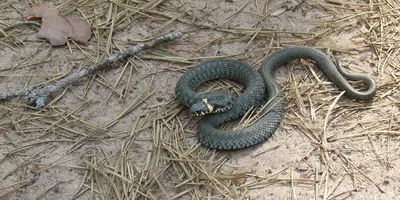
202 98 214 113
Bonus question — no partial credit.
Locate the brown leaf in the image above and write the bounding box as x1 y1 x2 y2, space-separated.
29 164 41 173
234 178 246 185
27 4 91 46
25 3 58 20
66 16 92 44
37 14 73 46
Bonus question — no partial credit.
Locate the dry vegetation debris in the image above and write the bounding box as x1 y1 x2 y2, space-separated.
26 3 92 46
0 0 399 199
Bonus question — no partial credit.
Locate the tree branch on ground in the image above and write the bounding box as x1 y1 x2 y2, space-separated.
0 32 182 107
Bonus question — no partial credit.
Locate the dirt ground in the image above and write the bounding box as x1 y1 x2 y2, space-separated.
1 0 400 199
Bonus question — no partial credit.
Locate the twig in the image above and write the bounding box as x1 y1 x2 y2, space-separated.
0 32 182 107
0 179 33 199
338 152 385 193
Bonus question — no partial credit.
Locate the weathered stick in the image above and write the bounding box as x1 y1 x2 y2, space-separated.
0 32 182 107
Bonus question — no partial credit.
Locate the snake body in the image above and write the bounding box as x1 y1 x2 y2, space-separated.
175 46 376 150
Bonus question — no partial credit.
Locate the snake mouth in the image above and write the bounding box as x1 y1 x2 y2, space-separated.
192 107 230 116
193 111 208 116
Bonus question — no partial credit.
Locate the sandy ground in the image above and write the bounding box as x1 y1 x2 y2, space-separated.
1 0 400 199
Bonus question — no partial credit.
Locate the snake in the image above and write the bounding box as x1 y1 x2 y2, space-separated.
175 46 376 150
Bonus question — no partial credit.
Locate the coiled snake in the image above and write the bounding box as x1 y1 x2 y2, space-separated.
175 46 376 150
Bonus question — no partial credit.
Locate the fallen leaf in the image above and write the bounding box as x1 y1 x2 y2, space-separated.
30 164 41 173
37 13 73 46
25 3 58 20
66 16 92 44
234 178 246 185
26 4 91 46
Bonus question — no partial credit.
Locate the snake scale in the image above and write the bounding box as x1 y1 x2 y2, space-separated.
175 46 376 150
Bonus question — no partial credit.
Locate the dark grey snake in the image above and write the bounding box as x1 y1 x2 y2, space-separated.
175 46 376 150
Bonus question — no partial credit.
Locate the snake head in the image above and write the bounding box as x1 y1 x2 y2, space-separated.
190 93 234 116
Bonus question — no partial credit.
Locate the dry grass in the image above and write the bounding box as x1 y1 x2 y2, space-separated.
1 0 400 199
